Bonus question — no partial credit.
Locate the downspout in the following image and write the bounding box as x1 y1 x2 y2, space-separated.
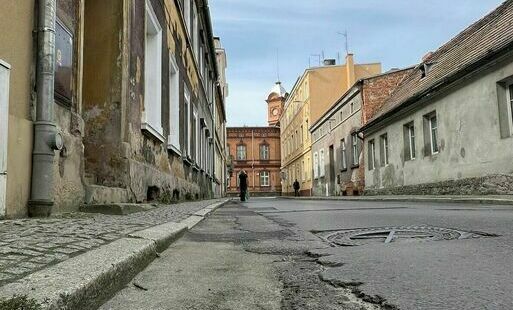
28 0 63 217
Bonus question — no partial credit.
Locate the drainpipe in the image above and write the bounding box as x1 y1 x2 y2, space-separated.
28 0 63 217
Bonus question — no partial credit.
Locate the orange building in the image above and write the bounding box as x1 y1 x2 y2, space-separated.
227 83 287 196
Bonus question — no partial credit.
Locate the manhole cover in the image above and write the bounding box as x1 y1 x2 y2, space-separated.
316 226 496 246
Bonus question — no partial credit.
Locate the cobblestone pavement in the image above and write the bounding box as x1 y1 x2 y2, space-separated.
0 199 225 286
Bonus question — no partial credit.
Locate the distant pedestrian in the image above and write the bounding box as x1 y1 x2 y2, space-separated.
239 170 248 202
293 179 300 197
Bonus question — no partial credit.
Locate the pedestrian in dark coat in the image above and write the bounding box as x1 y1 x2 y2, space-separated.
293 179 300 197
239 170 248 201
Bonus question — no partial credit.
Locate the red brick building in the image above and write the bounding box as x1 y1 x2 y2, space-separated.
227 83 287 196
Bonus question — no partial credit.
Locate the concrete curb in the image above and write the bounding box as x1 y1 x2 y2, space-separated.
0 199 231 310
279 196 513 206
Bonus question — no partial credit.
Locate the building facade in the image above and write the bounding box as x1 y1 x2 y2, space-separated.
310 69 413 196
226 83 287 197
226 127 282 196
280 55 381 196
213 38 228 197
362 0 513 195
0 0 226 218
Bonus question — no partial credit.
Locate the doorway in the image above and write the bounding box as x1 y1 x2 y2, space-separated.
329 145 335 195
0 60 10 217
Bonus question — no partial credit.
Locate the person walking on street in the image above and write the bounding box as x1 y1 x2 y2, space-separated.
293 179 300 197
239 170 248 201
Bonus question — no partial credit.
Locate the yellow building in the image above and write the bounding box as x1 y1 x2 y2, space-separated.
280 55 381 196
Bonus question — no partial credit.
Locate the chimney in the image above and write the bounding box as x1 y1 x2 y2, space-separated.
323 59 336 66
345 53 355 88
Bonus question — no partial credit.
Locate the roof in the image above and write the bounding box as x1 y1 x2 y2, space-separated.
268 81 287 98
364 0 513 130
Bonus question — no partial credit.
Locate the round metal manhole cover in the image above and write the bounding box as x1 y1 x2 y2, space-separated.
317 226 496 246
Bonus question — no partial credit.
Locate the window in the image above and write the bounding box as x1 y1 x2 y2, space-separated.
183 0 191 32
319 149 325 177
193 4 199 60
236 145 246 160
168 53 180 153
351 133 359 166
192 107 198 162
341 139 347 170
404 122 416 161
260 171 270 187
368 140 376 170
380 134 389 166
313 152 319 179
260 144 269 160
424 112 439 155
184 86 191 157
54 19 73 105
350 101 355 114
509 84 513 124
142 0 164 142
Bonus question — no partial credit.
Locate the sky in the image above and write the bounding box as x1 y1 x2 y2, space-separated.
209 0 505 127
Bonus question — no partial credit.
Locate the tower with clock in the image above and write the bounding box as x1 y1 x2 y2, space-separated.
266 81 288 127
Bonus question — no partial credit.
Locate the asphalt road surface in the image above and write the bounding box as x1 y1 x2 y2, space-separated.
101 198 513 310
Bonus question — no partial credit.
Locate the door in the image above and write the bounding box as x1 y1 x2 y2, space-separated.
329 145 335 195
0 60 10 218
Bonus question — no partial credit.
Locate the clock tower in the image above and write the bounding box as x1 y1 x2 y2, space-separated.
266 81 287 127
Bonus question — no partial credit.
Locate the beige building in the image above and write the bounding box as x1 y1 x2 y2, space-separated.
280 55 381 195
0 0 226 218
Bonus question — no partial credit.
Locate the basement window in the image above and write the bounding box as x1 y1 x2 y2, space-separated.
142 0 164 142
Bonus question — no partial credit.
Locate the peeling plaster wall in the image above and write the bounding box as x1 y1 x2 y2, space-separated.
364 58 513 194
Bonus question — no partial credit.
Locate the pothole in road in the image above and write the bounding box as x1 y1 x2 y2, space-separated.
315 226 498 247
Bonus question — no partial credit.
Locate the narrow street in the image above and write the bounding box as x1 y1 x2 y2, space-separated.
101 198 513 310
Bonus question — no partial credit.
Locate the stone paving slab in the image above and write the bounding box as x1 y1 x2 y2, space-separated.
0 199 225 287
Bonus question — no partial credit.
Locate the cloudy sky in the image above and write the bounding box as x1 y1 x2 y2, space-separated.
209 0 505 127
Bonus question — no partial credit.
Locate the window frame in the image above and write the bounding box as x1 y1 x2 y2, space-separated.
142 0 164 142
260 171 270 187
509 84 513 125
168 52 180 154
380 133 389 166
260 144 270 160
236 144 247 161
368 139 376 170
313 152 319 179
404 122 416 161
184 86 191 157
351 133 359 167
319 149 325 177
429 114 439 154
340 139 347 171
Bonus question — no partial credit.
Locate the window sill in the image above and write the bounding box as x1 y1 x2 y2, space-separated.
351 164 360 169
340 168 348 172
167 142 182 157
141 122 165 143
183 156 194 166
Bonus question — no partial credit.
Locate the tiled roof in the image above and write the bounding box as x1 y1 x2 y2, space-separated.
367 0 513 127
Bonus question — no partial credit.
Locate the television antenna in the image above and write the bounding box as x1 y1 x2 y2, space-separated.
337 30 349 55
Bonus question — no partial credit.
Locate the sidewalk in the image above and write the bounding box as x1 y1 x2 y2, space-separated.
0 199 227 287
281 195 513 206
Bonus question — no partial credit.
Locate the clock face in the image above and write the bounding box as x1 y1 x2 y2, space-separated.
272 108 279 116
